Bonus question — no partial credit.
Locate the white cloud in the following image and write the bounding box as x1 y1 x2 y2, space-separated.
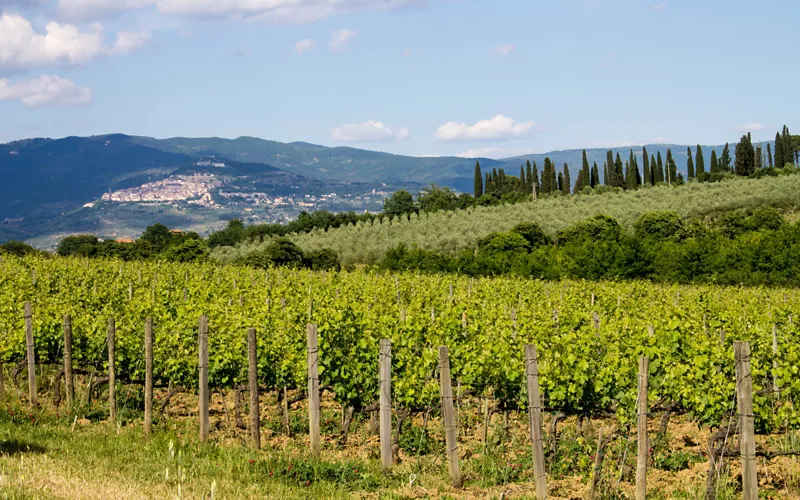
0 13 150 73
493 44 515 57
113 31 151 53
0 75 92 107
331 120 409 143
734 123 765 132
435 114 536 141
58 0 156 21
155 0 424 24
652 1 667 10
329 29 356 52
295 39 316 54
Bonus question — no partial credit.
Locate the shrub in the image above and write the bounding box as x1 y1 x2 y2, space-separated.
304 248 340 271
477 232 530 254
634 211 686 242
510 222 550 248
557 215 621 245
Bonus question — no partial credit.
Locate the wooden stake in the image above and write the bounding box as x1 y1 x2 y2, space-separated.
199 315 209 441
307 324 321 456
248 327 260 449
24 302 37 409
735 341 757 500
636 356 649 500
282 386 291 436
379 339 392 470
63 315 74 409
144 318 153 435
108 317 116 428
524 345 547 499
438 346 462 488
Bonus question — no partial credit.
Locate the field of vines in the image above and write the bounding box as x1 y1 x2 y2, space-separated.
2 254 798 434
214 173 800 266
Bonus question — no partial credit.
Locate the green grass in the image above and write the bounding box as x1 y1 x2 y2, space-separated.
214 174 800 266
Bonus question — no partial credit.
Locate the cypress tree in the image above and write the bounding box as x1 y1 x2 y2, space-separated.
710 149 719 173
526 160 533 190
581 150 590 186
606 150 614 186
541 158 551 194
666 149 677 185
695 145 705 175
562 164 571 195
686 147 695 179
625 161 636 190
642 148 651 185
775 132 784 168
557 172 564 194
656 152 665 183
519 165 526 192
755 145 763 170
767 143 774 167
784 126 795 165
591 162 599 188
603 162 609 186
720 143 731 172
734 134 755 176
614 153 624 188
650 155 657 185
549 161 558 193
474 161 483 198
532 162 540 193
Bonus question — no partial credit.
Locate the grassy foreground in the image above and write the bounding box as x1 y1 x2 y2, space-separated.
2 391 796 500
214 174 800 266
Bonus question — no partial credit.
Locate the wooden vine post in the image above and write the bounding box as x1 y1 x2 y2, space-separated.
379 339 392 470
438 346 462 488
307 324 321 456
734 341 757 500
199 315 210 441
63 314 74 409
524 345 547 499
24 302 37 409
772 324 780 397
144 317 154 435
247 327 260 449
108 317 117 429
0 360 4 402
636 356 649 500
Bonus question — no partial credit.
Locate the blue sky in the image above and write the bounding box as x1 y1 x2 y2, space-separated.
0 0 797 158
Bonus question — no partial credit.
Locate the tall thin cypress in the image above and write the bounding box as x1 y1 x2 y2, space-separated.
614 153 624 188
591 162 599 188
557 172 564 194
526 160 533 190
603 162 609 186
656 152 665 183
642 148 651 185
519 165 526 192
474 161 483 198
484 172 491 194
541 159 551 194
532 162 540 193
666 149 677 185
710 149 719 173
650 155 657 185
549 160 558 193
686 147 695 179
755 145 763 170
563 163 571 196
767 143 774 167
695 145 705 175
775 132 784 168
606 150 614 186
720 143 731 172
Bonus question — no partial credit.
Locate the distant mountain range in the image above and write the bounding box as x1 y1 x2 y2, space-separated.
0 133 759 245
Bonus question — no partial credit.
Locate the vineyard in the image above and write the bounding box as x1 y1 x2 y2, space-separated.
1 254 800 498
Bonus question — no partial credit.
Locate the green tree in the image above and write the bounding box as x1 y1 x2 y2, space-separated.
532 162 540 194
557 171 564 194
383 190 417 217
140 223 174 253
650 155 657 185
473 161 483 198
696 145 705 175
666 149 677 185
549 159 558 193
686 147 695 179
767 143 774 167
656 152 665 183
775 132 784 168
581 150 590 186
562 163 571 195
603 162 609 186
710 149 719 173
591 162 599 188
614 153 625 188
57 234 99 257
519 165 526 192
526 160 533 191
605 150 614 186
734 134 755 176
643 148 651 185
719 143 732 172
541 158 552 194
418 184 458 212
755 145 763 170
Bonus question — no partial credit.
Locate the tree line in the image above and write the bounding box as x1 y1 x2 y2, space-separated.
379 207 800 286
